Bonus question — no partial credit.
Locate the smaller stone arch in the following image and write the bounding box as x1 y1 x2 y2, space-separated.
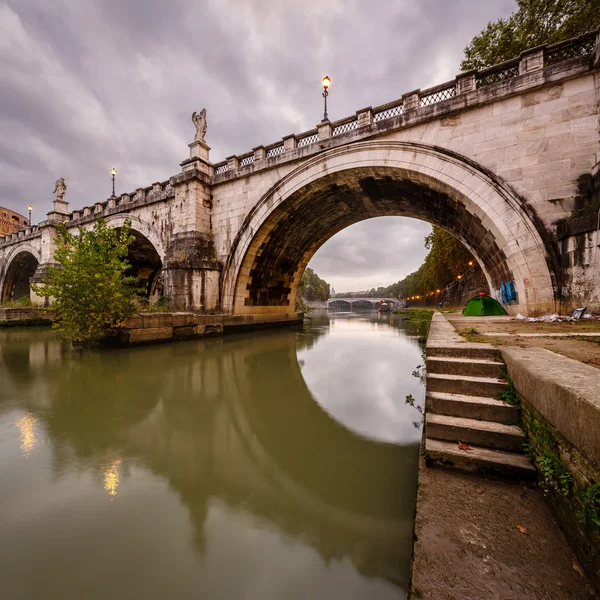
0 245 40 304
99 214 166 261
85 215 166 300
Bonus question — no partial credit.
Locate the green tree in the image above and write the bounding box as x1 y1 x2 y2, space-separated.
461 0 600 71
297 267 331 302
32 219 139 344
359 227 479 300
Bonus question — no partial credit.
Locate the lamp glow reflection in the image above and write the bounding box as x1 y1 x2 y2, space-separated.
104 458 122 497
16 413 38 456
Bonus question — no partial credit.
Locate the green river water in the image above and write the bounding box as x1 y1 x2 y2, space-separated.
0 310 426 600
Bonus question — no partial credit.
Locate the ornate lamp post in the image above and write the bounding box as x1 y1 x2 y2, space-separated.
110 168 117 198
27 205 32 226
322 76 331 122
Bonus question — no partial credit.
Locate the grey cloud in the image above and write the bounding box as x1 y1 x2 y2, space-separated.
1 0 515 289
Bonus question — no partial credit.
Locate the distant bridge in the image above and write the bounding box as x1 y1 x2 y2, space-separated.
327 298 400 309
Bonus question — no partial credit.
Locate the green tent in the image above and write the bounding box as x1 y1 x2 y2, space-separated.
462 294 507 316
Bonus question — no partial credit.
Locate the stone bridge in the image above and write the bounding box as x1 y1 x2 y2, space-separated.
328 298 400 309
1 30 599 316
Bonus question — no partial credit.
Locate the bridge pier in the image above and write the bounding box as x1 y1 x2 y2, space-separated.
163 233 222 312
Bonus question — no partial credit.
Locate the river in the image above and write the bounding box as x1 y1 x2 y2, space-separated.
0 310 426 600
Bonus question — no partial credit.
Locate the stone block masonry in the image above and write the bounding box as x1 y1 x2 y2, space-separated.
502 346 600 592
120 312 304 345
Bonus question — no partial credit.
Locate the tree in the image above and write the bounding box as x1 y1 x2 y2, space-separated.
461 0 600 71
358 227 479 300
297 267 331 302
32 219 139 344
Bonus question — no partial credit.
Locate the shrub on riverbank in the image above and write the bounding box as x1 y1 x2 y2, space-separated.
32 220 139 344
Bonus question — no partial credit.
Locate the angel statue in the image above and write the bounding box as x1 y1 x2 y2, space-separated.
192 109 207 142
53 178 67 201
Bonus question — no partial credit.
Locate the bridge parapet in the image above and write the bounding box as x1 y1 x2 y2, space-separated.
63 178 175 227
0 225 42 247
211 29 598 182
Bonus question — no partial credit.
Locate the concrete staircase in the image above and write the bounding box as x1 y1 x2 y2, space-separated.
424 314 535 479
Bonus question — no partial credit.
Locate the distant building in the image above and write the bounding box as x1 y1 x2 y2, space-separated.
0 207 29 236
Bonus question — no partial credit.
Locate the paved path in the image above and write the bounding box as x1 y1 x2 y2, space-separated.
410 460 598 600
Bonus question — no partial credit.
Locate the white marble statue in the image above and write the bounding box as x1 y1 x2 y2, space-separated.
53 178 67 201
192 109 207 142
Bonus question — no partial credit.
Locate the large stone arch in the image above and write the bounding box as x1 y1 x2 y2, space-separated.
0 242 41 303
222 141 555 316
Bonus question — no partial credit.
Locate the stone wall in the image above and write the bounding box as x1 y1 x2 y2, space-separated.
503 347 600 588
120 311 304 344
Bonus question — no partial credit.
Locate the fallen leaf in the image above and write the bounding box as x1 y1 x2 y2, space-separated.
458 442 472 451
515 524 528 535
475 488 484 494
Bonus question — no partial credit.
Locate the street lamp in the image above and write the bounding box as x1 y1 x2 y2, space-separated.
27 205 32 226
322 76 331 122
110 167 117 198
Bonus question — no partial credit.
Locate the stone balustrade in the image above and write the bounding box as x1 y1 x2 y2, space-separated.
59 178 174 227
212 29 598 180
0 224 41 247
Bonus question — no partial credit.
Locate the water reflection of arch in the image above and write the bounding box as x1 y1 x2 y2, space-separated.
2 327 417 591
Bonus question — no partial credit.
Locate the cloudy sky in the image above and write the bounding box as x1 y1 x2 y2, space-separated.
1 0 515 292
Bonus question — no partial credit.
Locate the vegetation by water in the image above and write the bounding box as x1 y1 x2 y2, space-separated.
32 219 139 344
392 308 433 323
297 268 331 302
0 296 33 308
363 227 479 301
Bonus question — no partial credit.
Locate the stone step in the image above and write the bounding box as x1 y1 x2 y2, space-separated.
426 391 518 424
427 373 507 398
425 438 535 480
427 345 502 361
427 356 506 378
426 413 526 452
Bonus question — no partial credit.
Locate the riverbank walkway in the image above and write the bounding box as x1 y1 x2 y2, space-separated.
409 313 598 599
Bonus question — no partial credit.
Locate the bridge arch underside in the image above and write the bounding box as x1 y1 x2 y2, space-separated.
224 143 555 316
125 230 163 300
1 251 39 303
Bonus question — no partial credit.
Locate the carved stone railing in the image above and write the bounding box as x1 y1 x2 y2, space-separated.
0 224 41 247
265 142 285 158
372 99 404 123
61 178 175 227
332 117 358 136
545 31 596 66
211 27 598 182
297 129 319 147
419 81 457 107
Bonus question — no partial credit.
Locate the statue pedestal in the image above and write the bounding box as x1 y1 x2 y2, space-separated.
189 140 210 161
181 141 212 176
47 198 70 224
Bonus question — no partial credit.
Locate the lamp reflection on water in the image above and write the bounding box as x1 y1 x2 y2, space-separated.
103 458 122 498
16 413 38 456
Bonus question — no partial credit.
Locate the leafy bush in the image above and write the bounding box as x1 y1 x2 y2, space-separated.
32 220 139 344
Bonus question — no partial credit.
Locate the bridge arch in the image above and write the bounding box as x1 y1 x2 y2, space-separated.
102 215 165 299
0 243 41 304
222 141 555 316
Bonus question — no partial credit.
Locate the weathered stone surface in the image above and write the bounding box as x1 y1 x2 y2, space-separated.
126 327 173 343
502 346 600 469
